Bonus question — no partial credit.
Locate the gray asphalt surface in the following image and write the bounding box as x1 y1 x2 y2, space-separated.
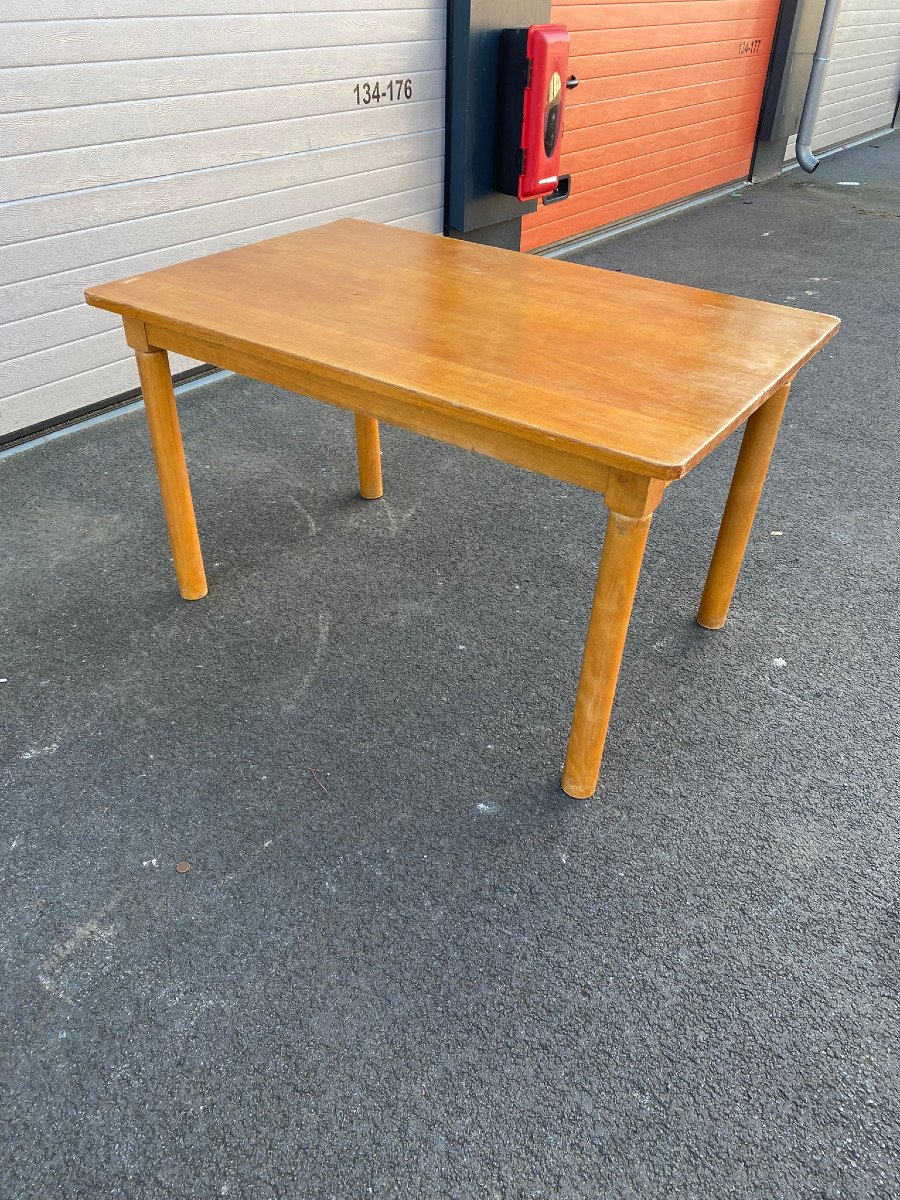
2 133 898 1199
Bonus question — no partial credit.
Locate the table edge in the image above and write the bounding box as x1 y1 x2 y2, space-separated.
84 290 840 482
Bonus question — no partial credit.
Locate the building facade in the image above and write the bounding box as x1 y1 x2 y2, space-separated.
1 0 898 441
0 2 446 440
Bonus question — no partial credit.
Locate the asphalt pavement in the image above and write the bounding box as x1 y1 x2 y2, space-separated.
2 132 898 1199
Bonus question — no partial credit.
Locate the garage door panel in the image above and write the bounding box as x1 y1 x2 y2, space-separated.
390 207 444 231
814 96 899 139
0 306 118 365
2 157 443 289
522 158 748 251
0 42 444 114
2 329 131 401
823 47 900 79
572 29 774 74
834 4 900 25
816 66 900 106
528 146 751 227
524 1 779 251
563 110 760 175
1 183 444 329
2 12 446 68
0 355 208 441
833 21 900 45
553 2 772 33
786 0 900 161
3 98 445 203
18 0 430 16
2 65 445 157
562 93 760 157
561 73 763 137
0 1 447 438
0 362 134 439
571 56 770 107
3 130 444 245
568 15 774 56
565 138 754 199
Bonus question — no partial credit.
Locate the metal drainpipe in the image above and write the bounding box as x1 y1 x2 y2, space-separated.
796 0 842 173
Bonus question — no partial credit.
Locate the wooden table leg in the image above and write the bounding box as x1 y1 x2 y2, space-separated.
697 382 791 630
128 324 207 601
562 474 662 799
354 414 383 499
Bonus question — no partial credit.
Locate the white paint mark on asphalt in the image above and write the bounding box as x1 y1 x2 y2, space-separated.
770 530 783 537
20 743 58 760
38 892 123 999
366 493 426 539
476 803 497 814
296 610 331 697
142 858 158 868
282 613 332 712
772 658 787 668
285 494 317 538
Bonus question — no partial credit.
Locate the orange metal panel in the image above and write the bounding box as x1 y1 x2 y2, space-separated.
568 125 759 189
521 158 752 250
522 0 780 250
562 93 762 154
563 110 761 175
563 74 766 139
572 55 772 105
569 17 775 56
538 144 754 221
574 34 775 77
556 3 773 32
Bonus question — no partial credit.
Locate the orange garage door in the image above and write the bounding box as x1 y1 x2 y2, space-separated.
522 1 781 251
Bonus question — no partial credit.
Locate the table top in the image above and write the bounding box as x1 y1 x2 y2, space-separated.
85 219 839 480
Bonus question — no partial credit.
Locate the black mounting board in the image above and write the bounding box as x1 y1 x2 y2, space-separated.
446 0 549 236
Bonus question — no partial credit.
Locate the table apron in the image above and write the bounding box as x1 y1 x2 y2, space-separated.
142 321 616 496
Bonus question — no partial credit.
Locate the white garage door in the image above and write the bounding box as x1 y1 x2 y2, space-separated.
0 1 446 440
787 0 900 161
811 0 900 150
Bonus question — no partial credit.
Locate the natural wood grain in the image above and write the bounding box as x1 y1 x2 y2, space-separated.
136 321 614 494
354 414 383 499
132 342 207 601
84 219 839 482
81 222 839 795
603 470 667 520
562 497 656 799
697 382 791 629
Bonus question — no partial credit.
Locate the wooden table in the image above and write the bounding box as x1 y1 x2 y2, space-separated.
85 219 838 798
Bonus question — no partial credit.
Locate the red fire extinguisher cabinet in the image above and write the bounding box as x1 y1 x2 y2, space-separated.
495 24 572 202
